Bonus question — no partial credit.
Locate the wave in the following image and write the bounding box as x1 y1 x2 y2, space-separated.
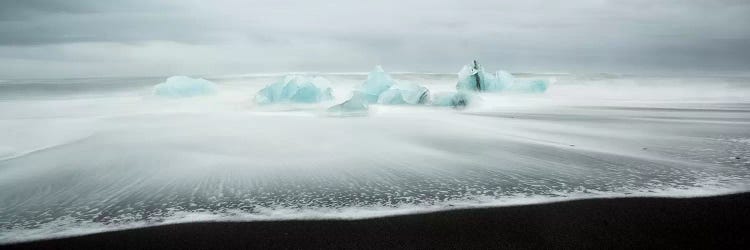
0 73 749 243
1 180 746 244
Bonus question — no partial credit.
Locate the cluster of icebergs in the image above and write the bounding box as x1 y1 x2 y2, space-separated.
152 62 551 113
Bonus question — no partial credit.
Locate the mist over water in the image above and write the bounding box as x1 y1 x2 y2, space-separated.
1 73 749 243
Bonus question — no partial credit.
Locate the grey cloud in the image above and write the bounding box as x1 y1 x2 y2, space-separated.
0 0 749 77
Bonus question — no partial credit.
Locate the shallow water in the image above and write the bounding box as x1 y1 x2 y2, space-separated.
1 73 749 243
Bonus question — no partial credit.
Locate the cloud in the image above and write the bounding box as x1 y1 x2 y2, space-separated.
0 0 748 77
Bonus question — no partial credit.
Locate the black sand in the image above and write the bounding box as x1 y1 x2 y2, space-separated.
4 193 749 249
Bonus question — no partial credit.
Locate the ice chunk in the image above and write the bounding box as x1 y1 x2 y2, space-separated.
495 70 515 88
507 79 549 93
377 81 430 105
328 91 369 113
357 66 396 103
255 75 334 104
456 64 479 91
456 61 548 93
152 76 217 97
431 91 476 108
456 62 512 92
354 66 430 105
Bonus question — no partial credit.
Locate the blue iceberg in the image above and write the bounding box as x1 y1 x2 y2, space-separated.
352 66 430 105
255 75 334 104
456 61 512 92
377 82 430 105
455 61 548 93
328 91 369 113
152 76 217 97
357 66 396 103
431 91 476 108
507 79 549 93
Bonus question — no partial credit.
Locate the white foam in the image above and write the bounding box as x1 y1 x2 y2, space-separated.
1 179 745 244
1 72 749 244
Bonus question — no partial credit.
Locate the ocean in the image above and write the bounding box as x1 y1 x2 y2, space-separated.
1 72 749 243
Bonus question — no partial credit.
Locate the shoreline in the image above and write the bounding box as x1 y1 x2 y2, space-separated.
4 192 749 249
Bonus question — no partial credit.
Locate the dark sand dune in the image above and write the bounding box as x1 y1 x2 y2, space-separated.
5 193 749 250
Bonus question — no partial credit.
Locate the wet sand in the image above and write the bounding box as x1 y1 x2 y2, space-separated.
4 192 749 249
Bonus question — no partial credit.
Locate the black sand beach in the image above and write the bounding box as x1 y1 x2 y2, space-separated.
4 192 749 250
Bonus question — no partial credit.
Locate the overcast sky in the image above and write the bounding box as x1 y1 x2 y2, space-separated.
1 0 749 78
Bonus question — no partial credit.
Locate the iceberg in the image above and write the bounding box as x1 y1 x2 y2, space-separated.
507 79 550 93
455 61 548 93
255 75 334 104
352 66 430 105
377 81 430 105
357 66 396 103
456 61 511 92
152 76 217 97
431 91 476 108
328 91 369 113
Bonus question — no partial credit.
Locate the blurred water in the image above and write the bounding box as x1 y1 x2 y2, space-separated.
1 73 749 243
